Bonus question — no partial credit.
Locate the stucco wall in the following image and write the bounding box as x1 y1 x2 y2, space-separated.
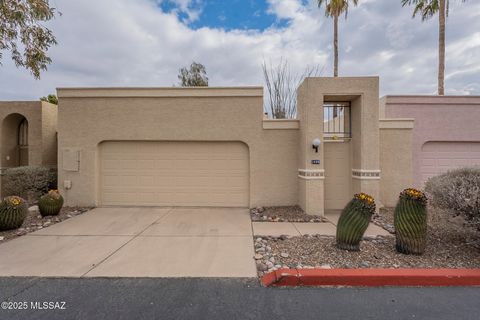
57 87 299 207
382 95 480 187
41 102 58 167
379 119 414 207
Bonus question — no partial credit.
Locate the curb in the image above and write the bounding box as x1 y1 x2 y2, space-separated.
261 268 480 287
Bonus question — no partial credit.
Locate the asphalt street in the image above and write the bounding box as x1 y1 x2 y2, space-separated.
0 277 479 320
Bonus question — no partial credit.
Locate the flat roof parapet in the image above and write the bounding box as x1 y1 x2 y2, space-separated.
57 87 264 98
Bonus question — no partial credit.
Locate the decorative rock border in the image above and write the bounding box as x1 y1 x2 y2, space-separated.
250 207 325 223
254 235 337 276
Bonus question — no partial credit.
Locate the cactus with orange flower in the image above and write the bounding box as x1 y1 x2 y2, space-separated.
394 188 428 255
0 196 28 231
336 193 376 251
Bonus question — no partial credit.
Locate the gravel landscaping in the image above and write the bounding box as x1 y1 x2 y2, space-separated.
0 206 93 244
254 207 480 276
251 206 327 223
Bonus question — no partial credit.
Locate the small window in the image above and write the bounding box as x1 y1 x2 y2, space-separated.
323 102 351 139
18 119 28 146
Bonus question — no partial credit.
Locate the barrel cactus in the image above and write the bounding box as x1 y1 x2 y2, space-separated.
336 193 376 251
0 196 28 231
38 190 64 217
394 188 428 255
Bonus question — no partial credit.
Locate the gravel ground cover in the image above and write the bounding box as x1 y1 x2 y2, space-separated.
251 206 327 223
255 207 480 276
0 206 93 244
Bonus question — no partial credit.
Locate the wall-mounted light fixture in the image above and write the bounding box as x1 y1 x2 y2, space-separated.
312 138 321 153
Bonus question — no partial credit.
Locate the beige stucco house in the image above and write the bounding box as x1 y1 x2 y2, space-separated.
6 76 478 216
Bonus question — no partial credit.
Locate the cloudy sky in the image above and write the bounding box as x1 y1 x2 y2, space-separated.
1 0 479 100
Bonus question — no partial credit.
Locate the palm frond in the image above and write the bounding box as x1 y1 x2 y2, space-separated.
317 0 359 19
402 0 441 21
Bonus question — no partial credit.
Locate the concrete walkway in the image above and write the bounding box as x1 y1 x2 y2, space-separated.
252 210 391 237
0 207 257 278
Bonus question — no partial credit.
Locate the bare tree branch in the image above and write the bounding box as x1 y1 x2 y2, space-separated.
262 58 321 119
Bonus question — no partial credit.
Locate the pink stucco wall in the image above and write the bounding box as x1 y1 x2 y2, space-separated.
382 95 480 188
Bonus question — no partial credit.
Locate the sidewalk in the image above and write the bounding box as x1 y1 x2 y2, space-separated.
252 211 391 237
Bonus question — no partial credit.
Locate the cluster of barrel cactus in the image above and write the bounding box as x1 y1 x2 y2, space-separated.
0 196 28 231
394 188 428 255
336 193 376 251
38 190 64 217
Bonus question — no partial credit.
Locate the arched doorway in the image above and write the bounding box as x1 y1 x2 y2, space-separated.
1 113 29 168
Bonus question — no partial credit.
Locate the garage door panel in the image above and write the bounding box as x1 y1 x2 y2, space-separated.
138 176 155 186
154 159 174 168
419 141 480 185
100 141 249 207
103 175 139 186
102 192 138 204
102 160 123 169
136 160 156 169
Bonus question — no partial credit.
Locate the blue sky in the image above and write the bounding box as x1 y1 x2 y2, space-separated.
0 0 479 100
160 0 289 30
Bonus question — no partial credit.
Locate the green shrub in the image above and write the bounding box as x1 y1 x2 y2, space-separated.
425 167 480 228
3 166 57 204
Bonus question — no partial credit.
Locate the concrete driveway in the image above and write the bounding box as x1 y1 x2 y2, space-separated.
0 207 256 278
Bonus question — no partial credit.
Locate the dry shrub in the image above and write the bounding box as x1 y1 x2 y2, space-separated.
425 167 480 229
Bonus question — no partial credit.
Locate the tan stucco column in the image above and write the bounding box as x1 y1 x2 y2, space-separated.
297 77 382 214
297 80 325 216
349 84 382 210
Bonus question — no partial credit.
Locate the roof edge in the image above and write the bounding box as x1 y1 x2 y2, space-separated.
57 86 264 98
381 95 480 105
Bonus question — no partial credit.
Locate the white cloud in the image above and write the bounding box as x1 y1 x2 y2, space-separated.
266 0 306 20
0 0 478 100
164 0 203 23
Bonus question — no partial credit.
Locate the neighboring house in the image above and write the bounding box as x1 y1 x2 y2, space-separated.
0 77 478 215
381 95 480 188
0 101 58 193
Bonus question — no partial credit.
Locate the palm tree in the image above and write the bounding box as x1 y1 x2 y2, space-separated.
317 0 359 77
402 0 466 95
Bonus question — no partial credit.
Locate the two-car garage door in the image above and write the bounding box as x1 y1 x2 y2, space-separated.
100 141 249 207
